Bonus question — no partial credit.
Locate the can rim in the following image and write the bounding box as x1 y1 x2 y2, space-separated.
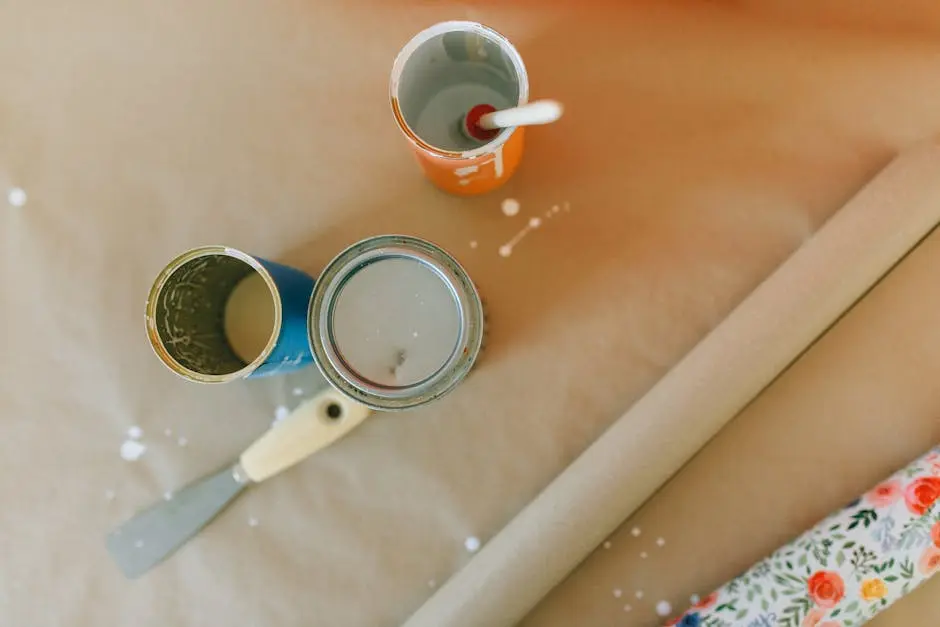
389 20 530 160
145 245 284 384
308 235 484 411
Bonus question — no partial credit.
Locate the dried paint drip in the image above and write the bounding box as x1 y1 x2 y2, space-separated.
656 600 672 617
7 187 26 207
501 198 520 217
120 439 146 461
498 202 571 258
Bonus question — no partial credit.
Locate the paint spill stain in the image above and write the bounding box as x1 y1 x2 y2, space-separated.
120 439 146 461
656 601 672 617
464 536 481 553
7 187 26 207
500 198 520 217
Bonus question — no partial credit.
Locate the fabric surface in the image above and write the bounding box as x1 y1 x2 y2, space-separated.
3 2 940 626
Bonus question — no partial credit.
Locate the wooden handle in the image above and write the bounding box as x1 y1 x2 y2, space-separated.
239 389 371 483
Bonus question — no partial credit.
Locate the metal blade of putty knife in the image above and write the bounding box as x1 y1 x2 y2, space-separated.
106 464 248 579
105 387 371 579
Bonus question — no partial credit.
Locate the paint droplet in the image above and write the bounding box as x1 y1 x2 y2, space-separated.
689 594 701 605
498 245 512 258
552 205 560 213
528 217 542 228
464 536 481 553
163 491 173 501
104 489 116 501
127 426 143 439
613 589 623 598
428 579 437 588
458 179 470 186
7 187 27 207
163 428 173 437
134 540 145 549
501 198 520 217
120 439 147 461
631 526 641 537
274 405 290 422
635 590 645 600
656 601 672 617
623 604 632 613
656 537 666 547
640 551 648 559
248 517 259 527
603 541 612 549
469 240 478 249
177 436 188 447
292 387 303 396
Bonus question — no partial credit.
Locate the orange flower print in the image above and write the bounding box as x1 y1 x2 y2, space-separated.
692 592 718 610
919 545 940 576
802 608 826 627
903 477 940 515
865 479 903 508
860 578 887 601
807 571 845 609
932 521 940 548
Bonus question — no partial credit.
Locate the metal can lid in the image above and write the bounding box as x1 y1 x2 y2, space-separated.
308 235 484 411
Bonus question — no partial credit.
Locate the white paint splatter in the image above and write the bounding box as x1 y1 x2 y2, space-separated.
603 541 612 549
127 426 143 439
292 387 303 396
498 244 513 258
623 605 632 613
177 436 188 447
656 601 673 617
656 537 666 547
163 491 173 501
528 217 541 228
631 526 641 537
464 536 481 553
458 179 470 186
455 165 480 177
7 187 27 207
635 590 645 600
493 146 504 178
120 439 147 461
613 589 623 598
274 405 289 423
134 540 145 549
689 594 701 605
501 198 520 217
163 428 173 437
104 489 116 501
248 517 259 527
469 240 478 249
640 551 648 559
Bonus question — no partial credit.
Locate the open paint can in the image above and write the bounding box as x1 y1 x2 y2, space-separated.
307 235 485 410
390 21 529 196
146 246 315 383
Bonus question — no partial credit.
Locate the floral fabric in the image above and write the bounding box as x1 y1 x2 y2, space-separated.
664 446 940 627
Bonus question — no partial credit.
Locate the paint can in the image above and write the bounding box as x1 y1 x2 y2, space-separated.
390 21 529 196
307 235 485 411
146 246 316 383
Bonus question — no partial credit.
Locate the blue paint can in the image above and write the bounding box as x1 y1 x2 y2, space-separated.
146 246 315 383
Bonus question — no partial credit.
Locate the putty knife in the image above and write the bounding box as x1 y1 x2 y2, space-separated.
106 387 371 578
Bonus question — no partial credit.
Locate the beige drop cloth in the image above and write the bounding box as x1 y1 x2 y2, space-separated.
2 2 940 626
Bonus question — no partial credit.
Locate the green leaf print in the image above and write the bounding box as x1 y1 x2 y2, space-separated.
836 551 846 567
884 575 898 583
771 588 778 602
736 609 748 620
850 545 878 576
831 609 841 618
761 597 770 612
900 558 915 580
847 509 878 531
845 601 860 614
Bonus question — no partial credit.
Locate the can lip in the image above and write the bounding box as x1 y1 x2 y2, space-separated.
145 245 284 384
389 20 530 160
308 235 485 411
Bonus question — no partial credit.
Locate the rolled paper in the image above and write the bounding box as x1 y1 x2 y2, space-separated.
665 446 940 627
402 139 940 627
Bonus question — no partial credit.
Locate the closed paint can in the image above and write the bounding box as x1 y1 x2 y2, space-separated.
146 246 315 383
307 235 485 411
390 21 529 196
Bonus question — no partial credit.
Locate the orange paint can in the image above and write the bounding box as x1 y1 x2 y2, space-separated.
390 21 530 196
